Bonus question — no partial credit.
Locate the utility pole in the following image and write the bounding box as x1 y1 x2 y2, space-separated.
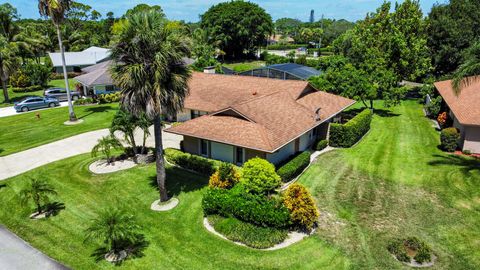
318 14 324 50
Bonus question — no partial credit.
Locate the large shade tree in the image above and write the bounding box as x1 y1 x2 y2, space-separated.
111 11 191 202
200 0 273 59
38 0 77 121
0 36 18 102
452 41 480 93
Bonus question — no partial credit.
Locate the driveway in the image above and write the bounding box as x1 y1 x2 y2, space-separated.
0 226 68 270
0 102 68 118
0 126 183 180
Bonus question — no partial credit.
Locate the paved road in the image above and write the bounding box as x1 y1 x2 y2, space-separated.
0 226 69 270
0 127 182 180
0 102 68 118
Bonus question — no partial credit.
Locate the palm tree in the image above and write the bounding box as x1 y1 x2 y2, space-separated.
137 114 152 154
38 0 77 121
110 11 191 202
0 36 18 102
452 41 480 94
20 178 57 214
110 109 139 154
85 208 140 260
91 135 123 164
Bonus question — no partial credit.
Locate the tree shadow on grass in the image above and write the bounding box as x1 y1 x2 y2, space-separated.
428 154 480 176
78 105 116 119
45 201 66 217
374 109 401 118
0 183 6 190
148 167 209 197
90 234 149 265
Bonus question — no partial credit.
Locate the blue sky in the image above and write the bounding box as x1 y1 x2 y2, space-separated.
5 0 446 22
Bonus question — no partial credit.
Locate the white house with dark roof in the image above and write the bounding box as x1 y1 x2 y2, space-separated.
48 46 111 73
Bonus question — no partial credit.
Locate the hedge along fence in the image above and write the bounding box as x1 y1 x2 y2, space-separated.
11 85 43 93
329 109 373 148
266 44 307 50
276 151 311 183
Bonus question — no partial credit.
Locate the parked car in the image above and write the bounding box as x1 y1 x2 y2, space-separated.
14 96 60 112
44 87 80 101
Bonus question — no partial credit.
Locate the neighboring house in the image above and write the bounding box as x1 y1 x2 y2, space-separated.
165 73 355 165
238 63 321 81
48 46 111 73
434 77 480 154
267 34 295 45
74 60 119 96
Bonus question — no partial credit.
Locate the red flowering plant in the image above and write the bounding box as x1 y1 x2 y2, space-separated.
437 112 448 128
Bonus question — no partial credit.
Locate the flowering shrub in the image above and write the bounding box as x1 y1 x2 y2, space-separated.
209 162 240 189
282 183 319 230
437 112 447 127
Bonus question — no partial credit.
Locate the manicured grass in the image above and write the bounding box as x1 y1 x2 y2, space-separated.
298 99 480 269
0 79 76 108
0 157 348 269
0 103 118 156
223 61 265 73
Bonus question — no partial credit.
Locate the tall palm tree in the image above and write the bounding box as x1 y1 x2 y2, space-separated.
38 0 77 121
0 36 18 103
111 11 191 202
20 178 57 214
452 41 480 94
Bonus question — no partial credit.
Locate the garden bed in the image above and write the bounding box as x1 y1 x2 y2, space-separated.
387 237 436 267
89 159 138 174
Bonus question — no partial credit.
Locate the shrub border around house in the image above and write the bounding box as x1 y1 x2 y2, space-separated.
11 85 44 93
164 148 218 175
329 108 373 148
276 151 311 183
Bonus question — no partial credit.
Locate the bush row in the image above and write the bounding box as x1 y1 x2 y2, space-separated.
276 151 311 182
11 85 43 93
73 98 96 105
315 139 328 151
440 127 459 152
266 44 307 50
329 109 373 147
164 148 215 175
50 72 82 80
202 185 291 228
98 92 121 104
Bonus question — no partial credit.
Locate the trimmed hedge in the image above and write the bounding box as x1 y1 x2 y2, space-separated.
276 151 311 182
440 127 459 152
329 109 373 148
50 72 82 79
164 148 215 175
315 140 328 151
11 85 43 93
74 98 95 105
266 44 307 50
202 185 291 228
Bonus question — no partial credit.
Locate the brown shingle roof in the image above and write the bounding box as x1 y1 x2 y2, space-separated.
434 77 480 126
167 74 355 152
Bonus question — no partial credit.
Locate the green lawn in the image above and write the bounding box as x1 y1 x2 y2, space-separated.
0 79 76 108
223 61 266 73
0 99 478 269
0 103 118 156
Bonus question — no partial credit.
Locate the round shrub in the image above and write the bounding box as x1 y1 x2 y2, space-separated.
209 162 240 189
241 158 281 194
282 183 319 230
387 237 433 264
440 127 459 152
315 139 328 151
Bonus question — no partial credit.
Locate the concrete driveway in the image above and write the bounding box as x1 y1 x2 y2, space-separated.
0 102 68 118
0 126 183 180
0 226 68 270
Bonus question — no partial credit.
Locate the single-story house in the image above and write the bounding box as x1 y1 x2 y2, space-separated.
165 73 355 165
434 77 480 153
267 34 295 45
74 60 119 96
48 46 111 73
238 63 321 81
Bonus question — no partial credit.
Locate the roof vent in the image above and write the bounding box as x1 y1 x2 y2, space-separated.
315 107 321 121
252 91 257 96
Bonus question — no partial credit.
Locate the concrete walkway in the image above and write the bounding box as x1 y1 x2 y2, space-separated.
0 102 68 118
0 226 69 270
0 126 182 181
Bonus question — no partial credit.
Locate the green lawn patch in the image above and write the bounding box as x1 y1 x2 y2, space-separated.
223 61 265 73
208 215 288 249
0 103 118 156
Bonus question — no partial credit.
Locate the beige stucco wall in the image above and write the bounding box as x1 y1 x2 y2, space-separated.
182 136 199 155
210 142 234 163
266 141 296 165
176 109 191 122
463 126 480 154
245 149 266 161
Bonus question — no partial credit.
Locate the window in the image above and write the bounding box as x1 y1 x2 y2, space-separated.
105 85 115 92
236 147 244 165
191 110 201 119
200 139 209 157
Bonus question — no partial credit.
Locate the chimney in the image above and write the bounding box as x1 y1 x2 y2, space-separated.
315 107 321 121
203 66 216 74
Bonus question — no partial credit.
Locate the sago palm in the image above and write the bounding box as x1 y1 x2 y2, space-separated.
20 178 57 214
38 0 77 121
110 11 191 202
452 41 480 94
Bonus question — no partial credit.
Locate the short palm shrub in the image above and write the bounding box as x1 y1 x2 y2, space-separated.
282 183 319 230
20 178 57 215
209 162 240 189
164 148 215 175
91 135 123 164
387 237 433 264
276 152 311 182
440 127 460 152
315 139 329 151
241 158 281 194
85 208 141 260
329 109 372 147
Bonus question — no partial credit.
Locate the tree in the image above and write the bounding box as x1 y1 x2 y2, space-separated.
200 0 273 59
0 3 19 42
38 0 77 122
20 178 57 214
110 109 139 154
0 37 18 102
111 11 191 202
452 41 480 93
136 114 151 154
85 208 140 260
91 135 123 164
241 158 281 195
275 18 302 35
124 4 164 18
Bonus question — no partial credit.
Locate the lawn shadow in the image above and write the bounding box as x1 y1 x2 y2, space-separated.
428 154 480 176
149 166 209 197
0 183 6 190
78 105 116 119
374 109 401 118
45 201 66 217
90 234 149 265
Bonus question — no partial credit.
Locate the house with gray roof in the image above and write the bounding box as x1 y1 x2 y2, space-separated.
48 46 111 73
238 63 321 81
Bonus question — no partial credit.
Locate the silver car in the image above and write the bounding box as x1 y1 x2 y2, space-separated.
44 87 80 101
14 96 60 112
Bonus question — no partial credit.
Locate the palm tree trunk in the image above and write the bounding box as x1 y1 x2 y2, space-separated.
1 79 8 103
55 24 77 122
154 115 168 202
36 202 42 214
129 133 138 154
